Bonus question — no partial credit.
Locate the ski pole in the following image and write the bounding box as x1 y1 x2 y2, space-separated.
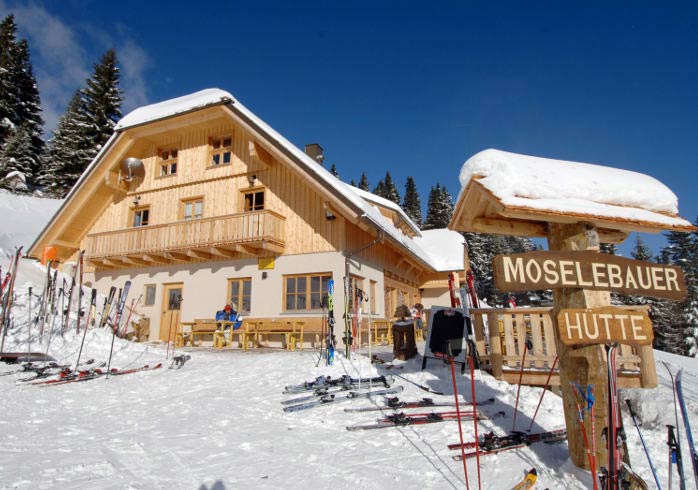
27 286 32 357
75 289 97 372
663 363 687 490
438 347 471 490
625 399 662 489
572 383 598 490
467 352 482 490
512 335 533 432
527 355 558 432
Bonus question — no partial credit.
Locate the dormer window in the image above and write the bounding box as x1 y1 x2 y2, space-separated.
159 148 177 176
210 136 232 166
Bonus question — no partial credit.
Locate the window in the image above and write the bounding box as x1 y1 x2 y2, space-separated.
210 135 232 166
285 273 331 311
182 198 203 220
144 284 156 306
159 148 178 176
243 190 264 211
228 278 251 315
133 207 150 227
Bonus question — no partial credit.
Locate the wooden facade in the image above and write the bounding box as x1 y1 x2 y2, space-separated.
29 90 464 341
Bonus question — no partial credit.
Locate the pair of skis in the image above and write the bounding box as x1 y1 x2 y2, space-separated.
447 428 567 460
28 363 162 386
283 374 392 394
662 362 698 490
346 407 487 431
344 396 494 413
283 385 404 412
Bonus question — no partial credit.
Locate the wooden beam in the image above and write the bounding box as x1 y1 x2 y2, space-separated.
52 239 80 249
597 228 629 244
142 254 170 265
186 249 212 261
473 217 548 237
120 256 148 266
164 251 188 263
209 246 238 258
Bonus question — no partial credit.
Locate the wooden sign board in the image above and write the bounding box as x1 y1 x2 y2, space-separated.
493 251 687 301
557 307 654 346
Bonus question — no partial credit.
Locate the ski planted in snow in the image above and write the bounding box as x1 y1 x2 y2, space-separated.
676 369 698 486
326 278 335 365
283 386 403 412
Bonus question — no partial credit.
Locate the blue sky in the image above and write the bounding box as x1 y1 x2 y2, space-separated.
2 1 696 256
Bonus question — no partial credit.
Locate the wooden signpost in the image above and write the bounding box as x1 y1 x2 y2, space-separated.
493 251 687 301
449 150 696 482
556 307 653 346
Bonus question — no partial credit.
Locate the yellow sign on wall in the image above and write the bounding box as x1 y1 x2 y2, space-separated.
258 257 275 270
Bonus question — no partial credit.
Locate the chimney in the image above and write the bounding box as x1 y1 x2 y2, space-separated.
304 143 324 165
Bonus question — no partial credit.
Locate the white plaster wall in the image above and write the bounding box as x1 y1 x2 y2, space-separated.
86 252 386 341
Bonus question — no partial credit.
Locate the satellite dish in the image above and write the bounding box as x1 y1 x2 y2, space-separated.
119 157 145 190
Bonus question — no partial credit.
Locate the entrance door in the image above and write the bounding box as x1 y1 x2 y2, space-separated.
160 283 184 342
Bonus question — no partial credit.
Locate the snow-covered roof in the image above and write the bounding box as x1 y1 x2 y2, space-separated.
115 88 234 130
345 184 421 234
457 148 693 230
413 229 465 271
214 96 463 272
112 88 463 273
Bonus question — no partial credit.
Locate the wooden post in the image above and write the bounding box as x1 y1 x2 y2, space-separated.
547 223 611 471
487 310 503 379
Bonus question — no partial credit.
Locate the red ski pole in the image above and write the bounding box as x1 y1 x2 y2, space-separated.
512 335 533 432
527 355 558 432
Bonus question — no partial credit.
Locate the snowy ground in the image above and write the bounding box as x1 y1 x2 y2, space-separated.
0 191 697 489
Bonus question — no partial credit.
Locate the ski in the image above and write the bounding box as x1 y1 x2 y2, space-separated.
346 409 486 431
511 468 537 490
283 386 403 412
599 344 623 490
31 363 162 386
97 286 117 329
448 428 568 453
106 281 131 378
624 399 662 489
283 384 382 406
0 246 23 352
344 396 495 413
676 370 698 486
283 374 393 394
326 278 335 365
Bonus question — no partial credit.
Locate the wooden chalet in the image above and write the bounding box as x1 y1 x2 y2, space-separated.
29 89 466 343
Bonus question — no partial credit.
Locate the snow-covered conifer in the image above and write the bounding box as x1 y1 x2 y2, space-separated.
402 176 421 227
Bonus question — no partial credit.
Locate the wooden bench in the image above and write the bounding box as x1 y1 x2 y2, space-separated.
214 321 255 350
356 319 424 346
253 321 305 350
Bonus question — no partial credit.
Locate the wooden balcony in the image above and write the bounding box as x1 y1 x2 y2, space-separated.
85 210 285 269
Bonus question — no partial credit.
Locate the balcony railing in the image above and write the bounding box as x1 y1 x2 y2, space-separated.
85 210 285 266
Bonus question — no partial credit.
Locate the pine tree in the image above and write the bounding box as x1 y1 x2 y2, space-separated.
654 228 698 355
630 235 654 262
349 179 356 187
0 125 33 191
0 14 19 146
402 176 422 227
81 49 122 159
0 15 43 188
329 163 339 178
600 243 618 255
372 179 386 198
40 91 90 196
423 183 453 230
41 50 122 196
382 172 400 205
358 172 369 191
